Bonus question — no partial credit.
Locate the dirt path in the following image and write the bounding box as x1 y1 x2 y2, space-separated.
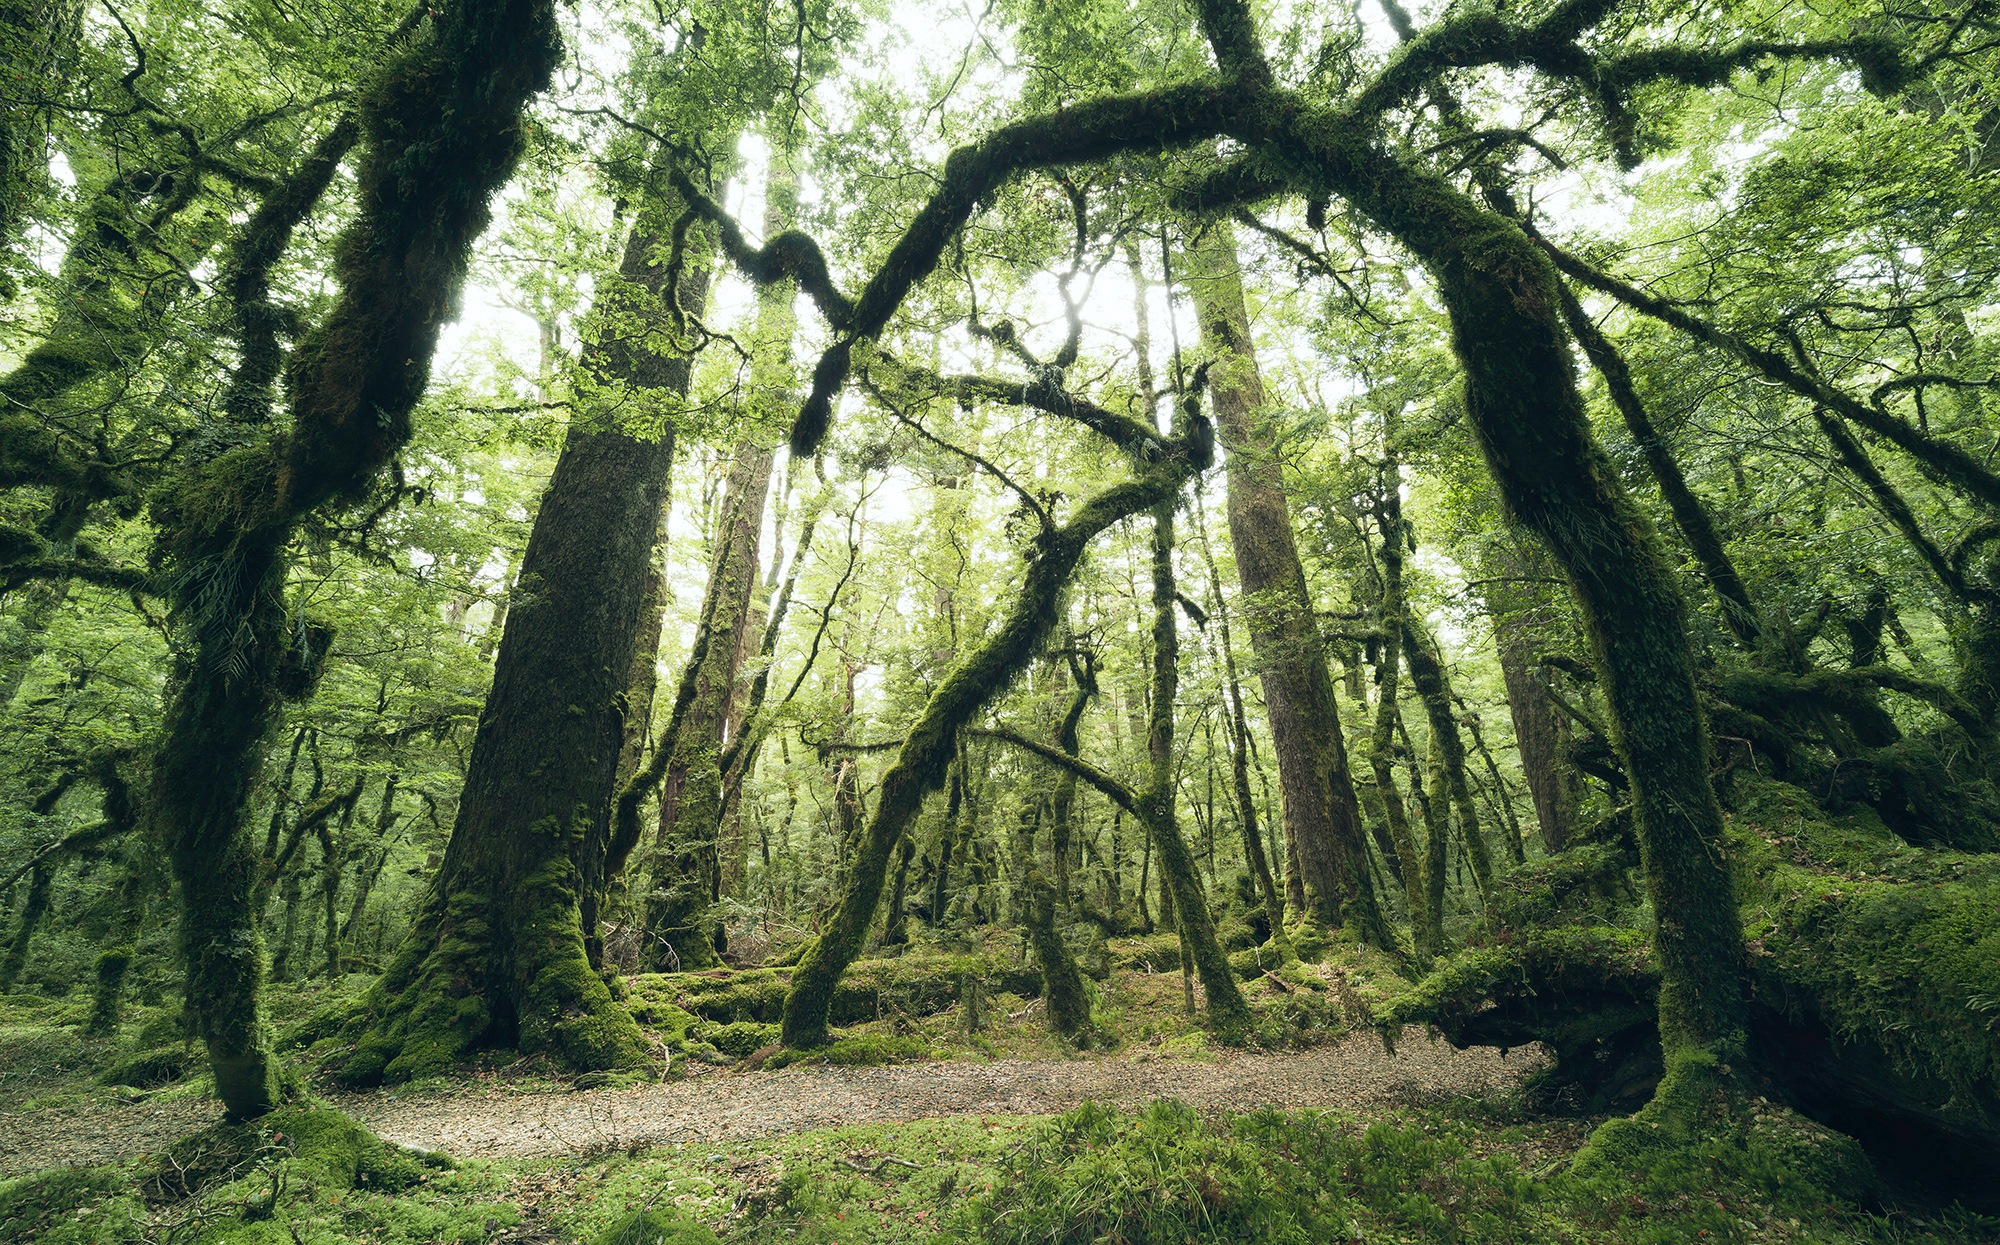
0 1030 1540 1175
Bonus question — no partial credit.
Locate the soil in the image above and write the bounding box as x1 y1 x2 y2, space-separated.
0 1029 1540 1175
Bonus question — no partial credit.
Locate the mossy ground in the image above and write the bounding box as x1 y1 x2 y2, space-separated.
8 1094 1990 1244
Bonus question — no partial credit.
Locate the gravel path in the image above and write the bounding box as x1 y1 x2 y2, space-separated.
352 1030 1539 1161
0 1030 1540 1176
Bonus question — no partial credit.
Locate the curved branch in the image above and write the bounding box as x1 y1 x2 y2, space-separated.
1542 240 2000 511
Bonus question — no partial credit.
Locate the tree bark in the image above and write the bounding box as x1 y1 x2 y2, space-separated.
332 194 700 1085
1481 538 1580 853
143 0 559 1117
1183 222 1384 943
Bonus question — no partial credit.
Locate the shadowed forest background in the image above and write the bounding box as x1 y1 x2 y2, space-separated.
3 0 2000 1239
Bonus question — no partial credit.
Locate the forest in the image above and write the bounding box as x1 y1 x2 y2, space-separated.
2 0 1999 1239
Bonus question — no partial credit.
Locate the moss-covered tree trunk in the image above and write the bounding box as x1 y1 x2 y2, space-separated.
1367 460 1433 957
1480 540 1580 852
778 424 1208 1048
1402 617 1493 905
1195 498 1286 940
332 202 699 1086
0 861 49 992
143 0 558 1117
1183 223 1383 942
643 438 773 968
1320 145 1750 1119
1141 501 1253 1035
88 857 148 1035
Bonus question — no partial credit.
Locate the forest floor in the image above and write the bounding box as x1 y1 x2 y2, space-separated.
0 1028 1535 1174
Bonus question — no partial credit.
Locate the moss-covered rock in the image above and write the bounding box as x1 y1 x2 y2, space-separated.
704 1021 781 1057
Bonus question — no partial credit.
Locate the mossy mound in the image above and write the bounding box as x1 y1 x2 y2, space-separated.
703 1021 781 1057
145 1107 434 1202
1731 778 2000 1195
763 1032 928 1069
589 1208 719 1245
0 1165 144 1245
1378 777 2000 1201
962 1096 1980 1244
99 1045 196 1089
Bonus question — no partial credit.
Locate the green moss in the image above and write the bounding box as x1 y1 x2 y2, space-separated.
764 1031 928 1068
1484 841 1635 934
703 1021 780 1057
0 1165 144 1244
590 1208 719 1245
629 954 1042 1034
147 1107 433 1202
99 1045 195 1089
1731 778 2000 1139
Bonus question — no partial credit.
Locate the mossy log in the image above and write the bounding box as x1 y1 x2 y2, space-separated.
1379 779 2000 1202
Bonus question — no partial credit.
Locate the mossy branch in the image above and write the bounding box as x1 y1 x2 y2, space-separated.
973 726 1143 818
675 84 1236 456
1542 240 2000 512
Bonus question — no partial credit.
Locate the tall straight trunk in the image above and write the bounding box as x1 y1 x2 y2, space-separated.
1140 501 1252 1033
1195 492 1284 938
643 439 774 967
643 146 797 966
145 0 559 1117
1462 708 1529 865
1401 617 1493 905
333 194 700 1086
1367 460 1432 956
1184 223 1383 943
1481 539 1579 852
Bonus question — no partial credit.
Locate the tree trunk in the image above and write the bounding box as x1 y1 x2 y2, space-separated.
1183 222 1384 943
145 0 559 1118
1329 146 1749 1122
1140 501 1252 1034
777 418 1207 1048
331 195 698 1086
1366 459 1433 957
1402 618 1493 906
644 438 774 967
0 862 49 992
1481 539 1580 853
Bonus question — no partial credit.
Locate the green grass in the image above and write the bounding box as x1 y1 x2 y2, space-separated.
6 1092 1992 1243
